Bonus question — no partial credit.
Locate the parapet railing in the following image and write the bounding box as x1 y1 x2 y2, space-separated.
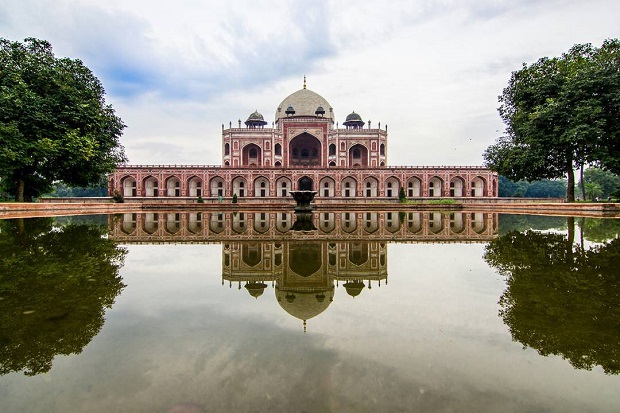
114 164 491 170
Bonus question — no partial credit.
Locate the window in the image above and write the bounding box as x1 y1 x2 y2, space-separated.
275 143 282 156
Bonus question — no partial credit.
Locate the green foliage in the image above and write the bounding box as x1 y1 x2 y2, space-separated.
484 39 620 201
498 175 529 197
43 181 108 197
111 189 124 203
578 217 620 242
584 182 603 200
578 167 620 199
197 196 204 203
484 227 620 374
499 176 567 198
498 214 567 236
0 38 126 202
232 193 238 203
398 187 406 203
523 179 567 198
426 198 457 205
0 218 126 376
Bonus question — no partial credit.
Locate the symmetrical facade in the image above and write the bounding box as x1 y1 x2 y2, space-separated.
108 80 497 201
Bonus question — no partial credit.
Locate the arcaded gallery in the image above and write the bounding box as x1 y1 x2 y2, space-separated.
109 80 498 201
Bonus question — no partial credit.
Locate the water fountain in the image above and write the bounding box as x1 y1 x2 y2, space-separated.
289 190 318 231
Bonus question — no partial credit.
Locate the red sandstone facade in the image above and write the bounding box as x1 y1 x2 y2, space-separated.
109 82 497 201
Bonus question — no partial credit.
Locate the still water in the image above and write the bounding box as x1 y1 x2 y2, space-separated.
0 211 618 412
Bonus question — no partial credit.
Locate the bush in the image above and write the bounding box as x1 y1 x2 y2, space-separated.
399 187 406 203
111 190 124 203
232 194 238 204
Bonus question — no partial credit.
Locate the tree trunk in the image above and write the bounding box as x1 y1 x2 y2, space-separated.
566 216 575 268
566 167 575 202
579 164 585 200
16 176 25 202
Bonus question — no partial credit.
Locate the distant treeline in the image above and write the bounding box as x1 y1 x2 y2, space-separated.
500 168 620 200
44 182 108 198
499 176 567 198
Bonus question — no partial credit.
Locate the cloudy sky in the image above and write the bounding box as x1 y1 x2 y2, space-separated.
1 0 618 166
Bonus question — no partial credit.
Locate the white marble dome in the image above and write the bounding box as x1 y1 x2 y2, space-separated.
275 87 334 123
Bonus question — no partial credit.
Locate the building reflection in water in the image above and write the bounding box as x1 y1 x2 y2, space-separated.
110 211 497 330
222 241 387 332
110 211 497 242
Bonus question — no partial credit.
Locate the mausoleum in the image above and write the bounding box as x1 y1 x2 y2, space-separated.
108 78 497 201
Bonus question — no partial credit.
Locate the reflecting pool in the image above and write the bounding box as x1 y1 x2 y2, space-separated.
0 212 618 412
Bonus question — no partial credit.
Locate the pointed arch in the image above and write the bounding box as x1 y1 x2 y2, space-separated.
165 176 181 197
429 176 444 197
363 176 379 197
385 176 401 198
341 176 357 197
450 176 465 197
407 176 421 198
210 176 226 197
319 176 335 197
254 176 270 197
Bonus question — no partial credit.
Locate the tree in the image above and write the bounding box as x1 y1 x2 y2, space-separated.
483 39 620 202
578 167 620 199
484 228 620 374
523 179 567 198
0 38 126 202
0 218 126 376
398 187 406 203
584 182 603 201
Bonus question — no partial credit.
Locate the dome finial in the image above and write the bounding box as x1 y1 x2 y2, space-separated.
303 75 306 89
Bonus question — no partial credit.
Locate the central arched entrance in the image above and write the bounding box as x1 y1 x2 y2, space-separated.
298 176 314 191
289 133 322 167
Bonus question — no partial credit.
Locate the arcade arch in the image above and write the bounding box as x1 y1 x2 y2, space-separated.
144 176 158 197
348 144 368 167
385 176 400 198
188 176 202 197
298 176 314 191
319 177 335 197
450 177 465 197
122 176 136 197
471 176 486 197
275 176 292 197
254 176 270 197
363 177 379 197
232 177 247 197
341 177 357 197
242 144 262 166
429 176 443 197
428 212 444 234
407 177 421 198
166 176 181 197
210 177 225 197
341 212 357 233
289 133 321 166
385 212 400 233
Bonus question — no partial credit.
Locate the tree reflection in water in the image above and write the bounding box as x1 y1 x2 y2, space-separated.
484 221 620 374
0 218 126 376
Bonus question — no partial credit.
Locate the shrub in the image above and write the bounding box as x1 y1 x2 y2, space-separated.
111 190 124 203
